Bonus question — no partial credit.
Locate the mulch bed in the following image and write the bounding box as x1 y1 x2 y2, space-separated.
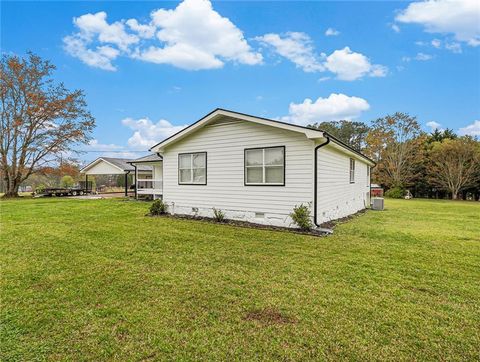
146 209 368 237
147 213 330 237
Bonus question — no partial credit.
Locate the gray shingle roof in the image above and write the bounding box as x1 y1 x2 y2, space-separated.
129 154 163 163
98 157 152 172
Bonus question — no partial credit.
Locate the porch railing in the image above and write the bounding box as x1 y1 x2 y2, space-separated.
137 179 163 194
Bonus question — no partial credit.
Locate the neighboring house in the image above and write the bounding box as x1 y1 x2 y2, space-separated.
80 157 153 195
142 108 375 228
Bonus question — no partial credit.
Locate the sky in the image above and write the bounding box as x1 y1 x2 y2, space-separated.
2 0 480 163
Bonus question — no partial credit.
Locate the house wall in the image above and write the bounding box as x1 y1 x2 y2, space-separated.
153 164 163 180
84 161 123 175
316 144 370 224
162 119 315 227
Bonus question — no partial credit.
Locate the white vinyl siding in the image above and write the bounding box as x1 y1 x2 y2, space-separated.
317 145 370 223
245 147 284 185
162 119 314 221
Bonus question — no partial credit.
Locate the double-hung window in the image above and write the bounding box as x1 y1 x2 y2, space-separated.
349 158 355 183
245 146 285 185
178 152 207 185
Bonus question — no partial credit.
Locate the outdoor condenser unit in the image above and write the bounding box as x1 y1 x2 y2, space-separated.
372 197 384 211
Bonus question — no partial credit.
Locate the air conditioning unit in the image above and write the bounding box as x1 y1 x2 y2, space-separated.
372 197 384 211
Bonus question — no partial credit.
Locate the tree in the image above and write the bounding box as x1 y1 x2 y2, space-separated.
0 53 95 197
308 120 370 151
427 137 480 200
427 128 457 143
365 112 425 188
60 175 74 188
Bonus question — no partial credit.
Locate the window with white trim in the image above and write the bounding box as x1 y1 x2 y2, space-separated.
245 147 285 185
350 158 355 183
178 152 206 184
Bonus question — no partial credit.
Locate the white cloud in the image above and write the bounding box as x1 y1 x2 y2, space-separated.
431 38 442 48
459 120 480 136
64 0 262 71
396 0 480 46
63 35 120 71
325 28 340 36
256 33 387 80
402 52 434 62
281 93 370 125
255 32 324 72
132 44 224 70
391 24 401 33
426 120 442 131
415 40 428 46
73 11 139 51
126 18 156 39
415 52 434 60
429 38 462 53
445 41 462 53
81 139 143 159
122 117 188 149
135 0 262 69
87 139 124 150
324 47 388 80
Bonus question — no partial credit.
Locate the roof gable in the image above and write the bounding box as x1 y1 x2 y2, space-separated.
149 108 325 152
80 157 153 174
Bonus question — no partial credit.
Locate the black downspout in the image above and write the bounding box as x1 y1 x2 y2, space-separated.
124 171 130 197
133 165 137 200
85 174 89 192
313 136 330 228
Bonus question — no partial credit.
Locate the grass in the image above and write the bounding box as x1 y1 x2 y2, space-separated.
1 198 479 361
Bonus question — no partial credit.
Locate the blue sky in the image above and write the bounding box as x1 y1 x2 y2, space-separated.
2 0 480 162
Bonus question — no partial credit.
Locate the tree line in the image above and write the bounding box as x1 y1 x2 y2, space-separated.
309 114 480 200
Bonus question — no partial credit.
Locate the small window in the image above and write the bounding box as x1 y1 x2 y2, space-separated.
245 146 285 185
178 152 206 185
350 158 355 183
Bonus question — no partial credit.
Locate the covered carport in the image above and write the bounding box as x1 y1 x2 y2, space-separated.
80 157 152 196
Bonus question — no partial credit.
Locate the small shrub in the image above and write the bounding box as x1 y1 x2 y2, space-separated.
212 208 226 222
385 187 405 199
36 184 46 193
150 199 168 215
60 175 75 188
290 204 313 230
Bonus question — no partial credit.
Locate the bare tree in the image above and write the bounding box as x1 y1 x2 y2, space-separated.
427 137 480 200
0 52 95 197
365 112 425 188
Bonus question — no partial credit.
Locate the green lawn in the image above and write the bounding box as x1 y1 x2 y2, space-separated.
1 198 479 361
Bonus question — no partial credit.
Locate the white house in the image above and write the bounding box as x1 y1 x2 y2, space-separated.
140 108 374 228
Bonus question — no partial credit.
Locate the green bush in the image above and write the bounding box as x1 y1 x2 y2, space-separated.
290 204 313 230
150 199 168 215
212 208 226 222
60 175 74 188
385 187 405 199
